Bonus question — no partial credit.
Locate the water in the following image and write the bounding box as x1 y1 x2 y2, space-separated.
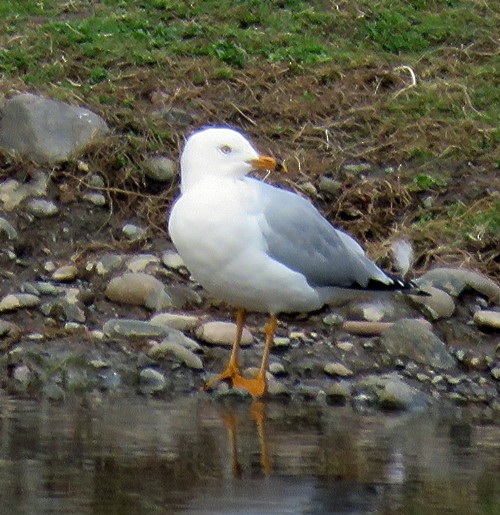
0 395 498 514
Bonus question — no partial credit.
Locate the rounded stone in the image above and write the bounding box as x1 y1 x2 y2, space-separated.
161 251 185 270
380 318 455 370
126 255 160 273
269 362 286 376
122 223 146 240
417 267 500 304
26 198 59 217
103 318 166 339
150 313 200 332
195 321 253 346
0 293 40 312
324 362 354 377
105 272 171 308
51 264 78 282
148 341 203 370
82 192 106 206
95 254 125 275
410 286 455 320
473 310 500 331
143 156 176 182
273 337 291 348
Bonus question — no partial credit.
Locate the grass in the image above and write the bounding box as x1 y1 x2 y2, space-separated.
0 0 498 277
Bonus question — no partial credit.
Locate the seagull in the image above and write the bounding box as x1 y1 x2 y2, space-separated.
168 127 417 397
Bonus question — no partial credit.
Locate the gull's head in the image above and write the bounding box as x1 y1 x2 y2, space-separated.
179 127 285 192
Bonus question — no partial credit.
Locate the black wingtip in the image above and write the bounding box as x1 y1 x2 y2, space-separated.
362 274 429 295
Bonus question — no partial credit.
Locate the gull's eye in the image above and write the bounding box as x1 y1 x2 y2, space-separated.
220 145 232 155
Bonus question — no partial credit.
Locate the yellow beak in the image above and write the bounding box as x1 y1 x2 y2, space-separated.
248 155 288 173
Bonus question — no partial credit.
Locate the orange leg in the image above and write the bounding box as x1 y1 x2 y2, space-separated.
204 308 247 391
232 314 277 398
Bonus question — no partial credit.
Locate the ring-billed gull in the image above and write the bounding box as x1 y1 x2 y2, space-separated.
169 127 417 397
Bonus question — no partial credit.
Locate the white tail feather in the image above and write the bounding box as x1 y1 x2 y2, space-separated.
391 239 414 277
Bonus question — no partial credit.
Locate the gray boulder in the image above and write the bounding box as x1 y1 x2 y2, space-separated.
0 93 109 162
380 318 456 370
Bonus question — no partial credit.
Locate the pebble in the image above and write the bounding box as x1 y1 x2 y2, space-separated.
473 310 500 331
357 373 428 411
3 174 48 210
161 251 186 270
0 293 40 312
150 313 200 332
342 320 394 336
490 367 500 381
13 364 33 386
269 362 286 376
322 313 344 326
26 198 59 217
64 322 83 332
33 281 62 295
44 261 56 273
195 321 253 346
324 362 354 377
380 318 456 370
122 223 146 240
289 331 307 340
360 304 386 322
103 318 166 339
143 156 176 182
126 255 160 273
273 336 291 348
105 272 172 309
51 264 78 282
148 341 203 370
82 192 106 206
139 368 168 393
95 254 125 275
410 286 455 320
417 267 500 304
88 173 105 188
337 341 354 352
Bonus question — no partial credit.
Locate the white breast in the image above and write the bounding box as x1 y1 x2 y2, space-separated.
168 177 322 313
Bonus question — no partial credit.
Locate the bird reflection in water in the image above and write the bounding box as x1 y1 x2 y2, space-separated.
219 401 271 478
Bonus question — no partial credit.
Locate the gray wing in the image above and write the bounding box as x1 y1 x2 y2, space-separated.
253 179 392 288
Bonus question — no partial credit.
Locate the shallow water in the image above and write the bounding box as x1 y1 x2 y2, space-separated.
0 395 498 514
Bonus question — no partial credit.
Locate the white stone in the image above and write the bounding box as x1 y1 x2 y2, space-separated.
474 310 500 330
324 362 354 377
195 321 253 346
52 264 78 282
